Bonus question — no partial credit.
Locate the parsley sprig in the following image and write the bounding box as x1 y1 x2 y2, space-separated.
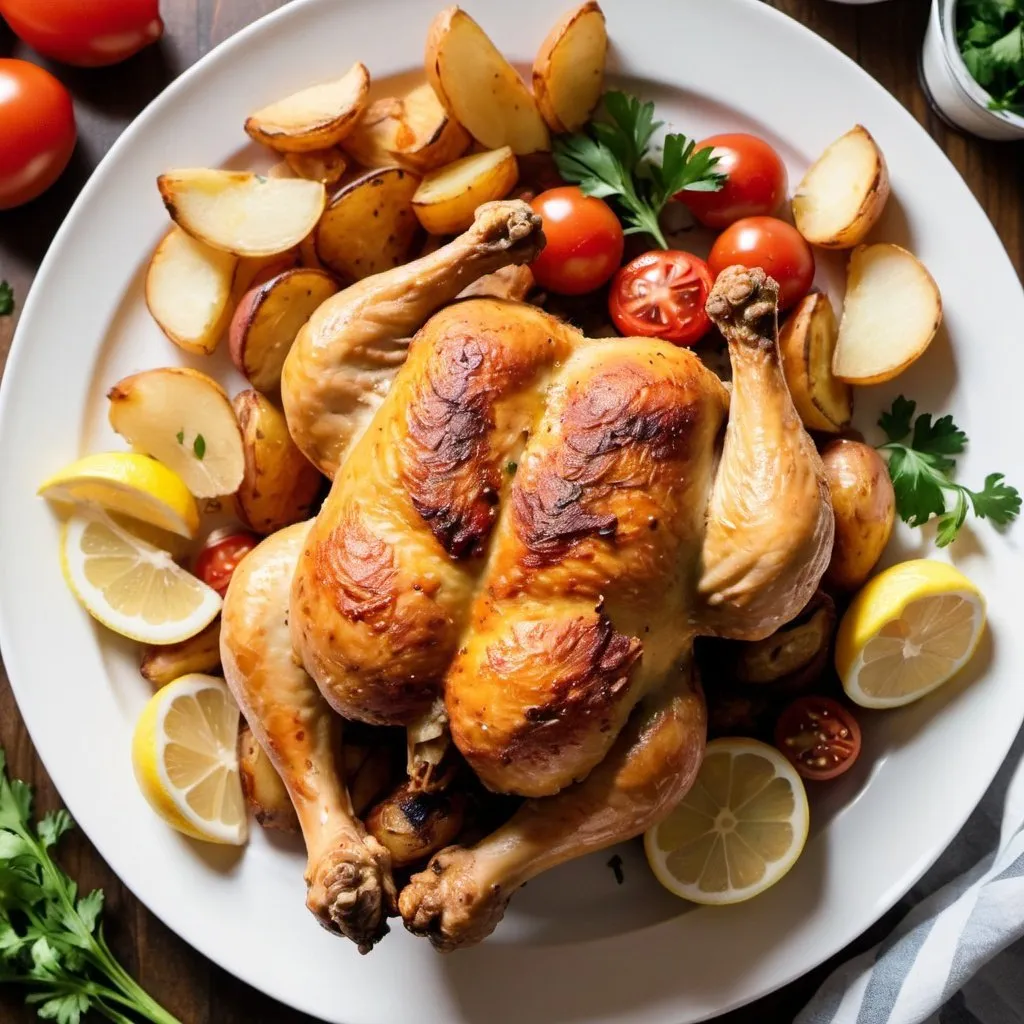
0 748 180 1024
552 92 725 249
877 396 1020 546
0 281 14 318
957 0 1024 115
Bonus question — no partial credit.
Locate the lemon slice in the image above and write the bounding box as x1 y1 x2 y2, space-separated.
39 451 200 539
835 559 986 710
132 674 247 845
644 738 809 905
61 512 220 645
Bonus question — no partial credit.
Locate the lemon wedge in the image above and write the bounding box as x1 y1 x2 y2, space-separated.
39 451 199 539
132 674 247 845
644 738 809 905
61 512 220 645
835 559 986 709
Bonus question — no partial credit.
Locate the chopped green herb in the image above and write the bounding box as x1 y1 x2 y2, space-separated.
607 853 625 885
255 175 268 184
957 0 1024 115
192 434 206 460
0 747 180 1024
552 91 725 249
0 281 13 317
877 396 1020 546
506 461 518 475
175 430 184 445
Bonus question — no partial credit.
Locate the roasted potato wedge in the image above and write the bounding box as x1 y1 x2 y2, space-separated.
145 227 237 356
734 591 837 692
315 167 420 280
229 268 338 393
108 368 245 499
140 619 222 687
244 62 370 153
158 170 326 258
238 726 299 832
532 1 608 133
340 97 406 170
365 780 466 869
233 390 323 534
284 147 348 187
412 146 518 235
349 744 399 818
779 292 852 434
833 244 942 384
821 439 896 591
793 125 889 249
391 82 471 173
230 249 300 305
425 7 550 154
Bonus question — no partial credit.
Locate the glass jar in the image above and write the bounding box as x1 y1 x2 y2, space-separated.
921 0 1024 141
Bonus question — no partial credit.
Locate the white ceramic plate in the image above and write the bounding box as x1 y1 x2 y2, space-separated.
1 1 1023 1021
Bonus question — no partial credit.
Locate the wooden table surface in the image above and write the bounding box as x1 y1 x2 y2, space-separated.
0 1 1021 1021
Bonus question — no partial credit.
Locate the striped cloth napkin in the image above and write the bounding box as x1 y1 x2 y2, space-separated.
798 728 1024 1024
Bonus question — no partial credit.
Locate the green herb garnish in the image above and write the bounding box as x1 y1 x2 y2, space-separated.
552 91 725 249
505 461 518 475
0 281 14 317
0 747 180 1024
957 0 1024 115
175 430 184 445
192 435 206 460
877 396 1020 546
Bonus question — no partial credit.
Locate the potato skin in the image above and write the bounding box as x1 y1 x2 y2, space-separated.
821 439 895 590
141 619 221 687
364 779 466 869
233 390 323 534
238 725 299 832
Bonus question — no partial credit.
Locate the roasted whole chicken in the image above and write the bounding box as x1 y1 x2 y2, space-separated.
220 200 833 954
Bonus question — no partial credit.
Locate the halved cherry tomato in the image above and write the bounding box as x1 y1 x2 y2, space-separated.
529 186 624 296
708 216 815 312
774 696 861 781
0 0 163 67
679 133 787 229
608 251 713 346
0 59 76 210
194 528 260 597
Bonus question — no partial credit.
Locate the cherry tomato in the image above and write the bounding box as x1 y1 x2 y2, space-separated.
774 696 861 782
708 216 815 312
0 0 163 67
679 133 787 229
194 528 260 597
529 186 624 296
608 250 713 346
0 60 76 211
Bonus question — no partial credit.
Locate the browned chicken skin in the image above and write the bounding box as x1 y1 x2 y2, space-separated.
221 201 833 952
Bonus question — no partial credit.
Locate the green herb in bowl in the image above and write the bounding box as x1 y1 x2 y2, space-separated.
956 0 1024 115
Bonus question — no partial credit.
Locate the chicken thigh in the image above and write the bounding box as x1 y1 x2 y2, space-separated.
221 200 833 952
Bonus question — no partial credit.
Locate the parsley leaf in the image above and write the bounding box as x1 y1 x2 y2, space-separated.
957 0 1024 114
193 434 206 460
175 430 184 445
0 281 13 317
0 747 181 1024
552 91 725 248
877 397 1021 545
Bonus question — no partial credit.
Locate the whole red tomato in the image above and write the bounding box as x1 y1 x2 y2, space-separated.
194 528 261 597
0 0 163 67
0 59 76 210
608 251 714 346
529 186 624 296
680 133 788 229
708 216 815 311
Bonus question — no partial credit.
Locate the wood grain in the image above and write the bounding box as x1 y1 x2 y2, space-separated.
0 1 1020 1021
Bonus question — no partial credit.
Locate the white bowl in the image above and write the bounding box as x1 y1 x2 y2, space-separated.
922 0 1024 140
